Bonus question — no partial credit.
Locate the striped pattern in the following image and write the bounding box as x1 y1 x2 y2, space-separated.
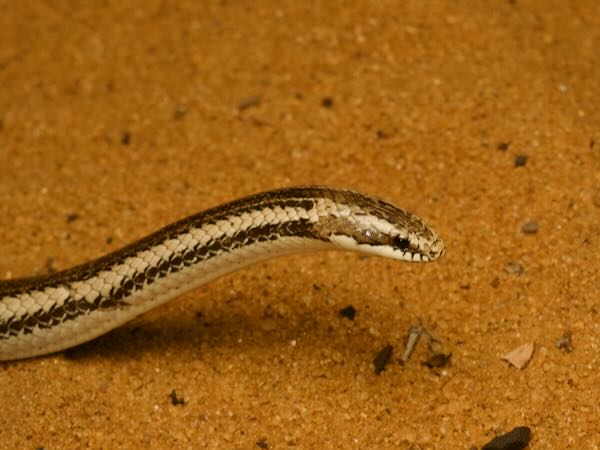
0 186 444 361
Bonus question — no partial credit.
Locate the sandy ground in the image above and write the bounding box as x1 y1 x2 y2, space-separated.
1 1 599 448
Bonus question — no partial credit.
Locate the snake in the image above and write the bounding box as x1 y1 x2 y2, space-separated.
0 186 444 361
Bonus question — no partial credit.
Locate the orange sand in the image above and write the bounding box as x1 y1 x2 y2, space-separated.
1 1 599 448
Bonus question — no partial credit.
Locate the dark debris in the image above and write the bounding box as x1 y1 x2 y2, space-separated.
514 154 528 167
555 329 574 353
373 344 393 375
173 105 188 120
481 426 531 450
521 221 539 234
238 96 261 111
321 97 334 108
490 277 500 288
423 352 452 368
256 438 269 449
423 333 452 369
66 213 81 223
339 305 357 320
121 131 131 145
169 389 185 406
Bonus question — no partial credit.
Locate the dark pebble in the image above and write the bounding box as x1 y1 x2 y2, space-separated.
373 344 393 375
121 131 131 145
238 96 261 111
481 426 531 450
521 221 539 234
256 438 269 448
173 106 188 120
423 352 452 368
339 305 357 320
66 213 80 223
490 277 500 288
376 129 394 139
497 142 510 151
321 97 334 108
514 155 528 166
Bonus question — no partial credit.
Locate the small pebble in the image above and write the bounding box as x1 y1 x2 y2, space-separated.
521 221 539 234
423 352 452 368
514 155 528 167
339 305 357 320
238 96 261 111
481 426 531 450
376 127 396 139
66 213 80 223
321 97 334 108
121 131 131 145
173 106 188 120
555 329 574 353
423 337 452 368
505 261 524 275
497 142 510 151
256 438 269 448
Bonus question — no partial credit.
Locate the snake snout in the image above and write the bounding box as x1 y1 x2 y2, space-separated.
427 237 445 260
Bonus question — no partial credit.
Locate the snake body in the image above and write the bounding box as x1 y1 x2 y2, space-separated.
0 186 444 361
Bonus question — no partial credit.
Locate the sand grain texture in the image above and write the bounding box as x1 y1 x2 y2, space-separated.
1 1 599 448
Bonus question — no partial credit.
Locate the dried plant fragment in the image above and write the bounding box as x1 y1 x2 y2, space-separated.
501 342 534 369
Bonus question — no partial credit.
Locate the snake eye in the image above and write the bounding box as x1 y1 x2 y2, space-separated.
392 236 411 251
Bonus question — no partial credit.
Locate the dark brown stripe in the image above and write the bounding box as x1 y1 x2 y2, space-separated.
0 185 425 340
0 217 324 340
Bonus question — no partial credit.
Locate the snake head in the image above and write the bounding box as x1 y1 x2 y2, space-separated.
317 189 445 263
